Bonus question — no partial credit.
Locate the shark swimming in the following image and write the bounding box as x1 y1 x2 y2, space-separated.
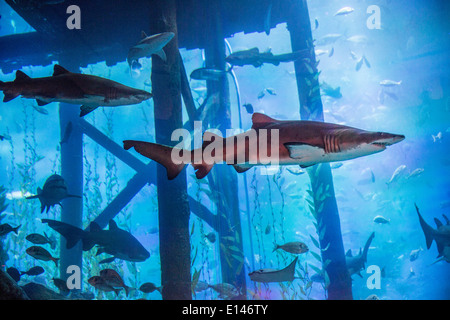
248 256 298 283
225 47 308 68
0 64 152 117
123 113 405 180
346 232 375 277
127 31 175 69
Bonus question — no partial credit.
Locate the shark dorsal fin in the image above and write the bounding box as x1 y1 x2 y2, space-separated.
15 70 30 82
53 65 71 76
345 249 352 257
249 47 260 54
251 113 278 129
443 214 450 225
108 220 119 230
141 31 148 39
434 218 443 228
89 222 101 232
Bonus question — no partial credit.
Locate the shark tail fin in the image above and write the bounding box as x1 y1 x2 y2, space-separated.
362 232 375 263
41 219 85 250
124 140 187 180
415 203 435 249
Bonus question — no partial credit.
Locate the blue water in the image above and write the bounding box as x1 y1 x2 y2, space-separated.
0 0 448 300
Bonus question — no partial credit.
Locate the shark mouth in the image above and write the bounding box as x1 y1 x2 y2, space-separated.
371 134 405 148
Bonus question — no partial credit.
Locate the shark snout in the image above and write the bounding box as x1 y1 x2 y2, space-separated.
371 133 405 148
137 90 153 101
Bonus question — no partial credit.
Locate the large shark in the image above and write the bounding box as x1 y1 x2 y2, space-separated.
415 203 450 263
248 257 298 283
0 64 152 117
127 31 175 69
225 47 308 68
41 218 150 263
123 113 405 180
345 232 375 277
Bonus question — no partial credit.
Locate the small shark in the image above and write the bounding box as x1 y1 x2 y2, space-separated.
415 203 450 262
225 47 308 68
0 64 152 117
346 232 375 277
41 219 150 263
26 174 81 213
127 31 175 69
248 257 298 283
123 113 405 180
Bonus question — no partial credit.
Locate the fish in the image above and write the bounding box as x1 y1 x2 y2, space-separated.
334 7 354 16
26 246 59 266
432 132 442 142
328 47 334 57
373 215 390 224
264 2 272 35
366 294 380 300
257 90 266 100
0 65 152 117
407 168 424 179
60 121 73 145
99 269 132 297
346 232 375 277
225 47 307 68
20 266 45 276
314 19 319 31
265 88 277 96
139 282 162 294
205 232 216 243
41 218 150 263
379 80 402 87
0 223 21 237
386 165 407 186
31 104 49 115
346 35 370 44
88 276 121 296
0 133 11 141
6 267 21 282
249 256 298 283
409 248 423 262
355 57 364 71
315 49 329 57
123 112 404 180
26 174 81 213
286 166 305 175
315 34 342 46
264 224 271 235
273 241 308 254
415 203 450 260
363 55 371 68
243 103 254 114
190 68 229 81
321 82 342 98
127 31 174 69
207 283 240 299
26 232 56 249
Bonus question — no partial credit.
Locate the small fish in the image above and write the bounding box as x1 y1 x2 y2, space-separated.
315 34 342 46
139 282 162 294
335 7 354 16
208 283 240 300
328 47 334 57
26 246 59 266
265 88 277 96
205 232 216 243
243 103 254 114
52 277 70 295
265 224 271 235
315 49 328 56
347 35 369 44
380 80 402 87
432 132 442 142
366 294 380 300
6 267 21 282
273 241 309 254
257 90 266 100
26 232 55 249
264 2 272 35
355 57 364 71
409 248 422 262
286 166 305 176
88 276 121 296
20 266 45 276
99 269 132 297
363 55 371 68
314 18 319 30
373 215 390 224
0 223 21 237
386 165 407 186
350 51 359 60
190 68 228 81
32 104 49 115
407 168 424 179
60 121 73 145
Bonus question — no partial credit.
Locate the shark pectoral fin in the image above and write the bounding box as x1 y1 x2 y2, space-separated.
284 142 321 160
154 49 167 62
36 99 50 106
80 105 99 117
232 164 253 173
3 92 19 102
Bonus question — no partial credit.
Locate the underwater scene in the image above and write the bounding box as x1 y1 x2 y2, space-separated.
0 0 448 302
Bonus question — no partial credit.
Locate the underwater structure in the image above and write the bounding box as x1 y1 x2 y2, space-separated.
1 0 448 301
